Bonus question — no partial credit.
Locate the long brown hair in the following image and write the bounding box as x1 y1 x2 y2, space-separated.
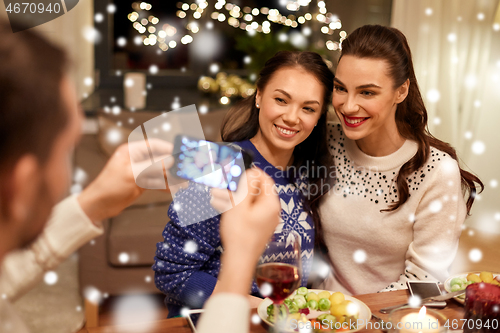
221 51 335 234
339 25 483 214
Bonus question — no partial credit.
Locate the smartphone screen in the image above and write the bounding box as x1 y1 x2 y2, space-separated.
407 281 446 307
171 135 251 191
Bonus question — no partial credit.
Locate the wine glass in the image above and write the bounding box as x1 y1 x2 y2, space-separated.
255 231 302 331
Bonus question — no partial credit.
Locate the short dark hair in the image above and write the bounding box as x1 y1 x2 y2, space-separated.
0 22 69 175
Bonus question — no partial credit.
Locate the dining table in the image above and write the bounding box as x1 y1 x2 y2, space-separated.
86 289 466 333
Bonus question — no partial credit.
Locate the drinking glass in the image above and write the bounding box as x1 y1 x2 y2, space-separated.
255 231 302 331
464 283 500 333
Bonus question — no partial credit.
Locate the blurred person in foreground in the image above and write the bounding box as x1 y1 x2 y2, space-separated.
0 21 170 331
0 23 280 333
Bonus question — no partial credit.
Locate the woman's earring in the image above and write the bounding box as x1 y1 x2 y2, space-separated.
256 103 260 108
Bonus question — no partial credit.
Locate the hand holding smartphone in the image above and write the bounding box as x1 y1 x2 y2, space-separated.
170 135 253 191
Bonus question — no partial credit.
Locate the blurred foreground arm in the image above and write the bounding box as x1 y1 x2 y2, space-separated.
0 141 173 301
197 168 280 333
78 140 173 224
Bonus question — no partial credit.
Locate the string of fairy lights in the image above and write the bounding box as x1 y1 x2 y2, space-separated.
126 0 346 53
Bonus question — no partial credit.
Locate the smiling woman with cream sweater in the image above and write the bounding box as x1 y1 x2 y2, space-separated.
318 25 483 295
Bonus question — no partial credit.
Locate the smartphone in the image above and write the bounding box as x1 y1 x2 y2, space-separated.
407 281 446 308
171 135 253 191
186 309 203 332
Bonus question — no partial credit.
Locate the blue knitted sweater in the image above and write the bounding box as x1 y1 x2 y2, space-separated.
152 140 315 317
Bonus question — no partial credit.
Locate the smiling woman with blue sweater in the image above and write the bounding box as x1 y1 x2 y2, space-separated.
152 51 334 317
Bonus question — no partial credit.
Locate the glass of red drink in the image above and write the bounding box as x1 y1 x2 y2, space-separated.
255 231 302 331
464 282 500 333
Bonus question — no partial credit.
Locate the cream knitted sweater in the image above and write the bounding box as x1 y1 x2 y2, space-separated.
318 123 466 295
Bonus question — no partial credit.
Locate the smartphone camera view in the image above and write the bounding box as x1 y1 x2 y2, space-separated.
172 135 250 191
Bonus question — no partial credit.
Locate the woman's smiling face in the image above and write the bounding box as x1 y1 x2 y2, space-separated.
332 55 408 155
253 66 324 161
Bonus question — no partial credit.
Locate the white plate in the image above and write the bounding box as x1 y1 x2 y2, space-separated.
257 289 372 332
444 272 500 304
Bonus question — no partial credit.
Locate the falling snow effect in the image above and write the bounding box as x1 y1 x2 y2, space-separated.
111 295 161 331
471 141 486 155
408 295 422 307
124 78 134 87
82 26 102 44
149 65 159 75
465 74 477 89
84 77 93 87
191 31 221 60
162 122 172 132
94 13 104 23
180 307 190 317
259 282 273 297
184 240 198 254
171 97 181 110
426 89 440 103
428 200 443 213
107 129 122 144
73 167 88 184
118 252 130 264
107 4 117 14
199 105 209 114
44 271 58 285
70 183 83 194
290 31 308 49
469 248 483 262
84 286 103 304
251 314 261 324
353 249 367 264
278 32 288 42
209 63 220 74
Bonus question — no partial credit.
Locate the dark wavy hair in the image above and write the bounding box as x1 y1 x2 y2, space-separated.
221 51 335 237
0 22 69 174
339 25 483 214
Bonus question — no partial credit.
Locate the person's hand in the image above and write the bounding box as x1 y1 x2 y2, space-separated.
215 167 280 257
212 167 281 296
78 140 173 224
